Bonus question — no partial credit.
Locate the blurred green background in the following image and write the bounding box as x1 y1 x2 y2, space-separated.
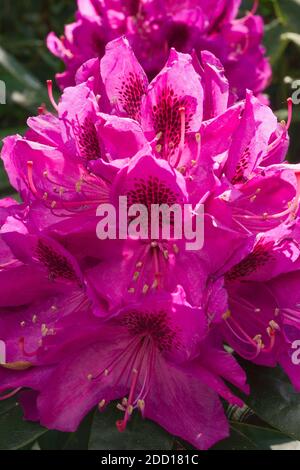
0 0 300 452
0 0 300 197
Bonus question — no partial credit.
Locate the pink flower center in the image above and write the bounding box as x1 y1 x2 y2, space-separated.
118 71 147 122
122 309 178 351
226 241 274 281
74 116 100 162
127 175 181 211
89 310 178 431
36 239 80 283
153 87 193 162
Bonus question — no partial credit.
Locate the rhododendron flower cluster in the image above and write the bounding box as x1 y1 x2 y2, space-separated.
0 15 300 451
47 0 271 101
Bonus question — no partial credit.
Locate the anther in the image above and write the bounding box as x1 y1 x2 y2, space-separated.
98 399 106 410
142 284 149 294
222 310 231 320
173 244 179 254
137 399 145 413
269 320 280 331
117 403 126 411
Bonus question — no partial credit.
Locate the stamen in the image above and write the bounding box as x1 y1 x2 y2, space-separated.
173 106 186 168
224 315 263 360
46 80 59 112
250 0 259 15
89 336 141 382
262 327 276 353
190 132 201 174
286 97 293 130
116 368 139 432
27 161 38 196
0 387 22 401
27 161 107 210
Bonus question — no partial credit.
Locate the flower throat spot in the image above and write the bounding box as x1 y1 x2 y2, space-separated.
152 86 193 159
226 242 274 281
121 309 178 352
118 72 147 122
36 239 79 283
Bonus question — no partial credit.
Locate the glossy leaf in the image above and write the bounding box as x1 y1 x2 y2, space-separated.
239 362 300 441
89 403 174 450
0 398 47 450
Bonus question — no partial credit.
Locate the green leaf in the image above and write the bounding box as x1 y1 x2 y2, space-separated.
239 362 300 441
264 20 288 65
0 398 47 450
0 46 42 91
39 409 95 450
213 422 300 450
279 0 300 33
89 403 174 450
0 161 9 190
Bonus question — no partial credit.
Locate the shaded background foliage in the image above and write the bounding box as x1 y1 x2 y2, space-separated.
0 0 300 451
1 0 300 191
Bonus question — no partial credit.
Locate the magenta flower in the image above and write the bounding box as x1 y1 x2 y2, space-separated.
1 38 299 450
1 40 229 231
47 0 271 100
0 215 103 369
212 221 300 391
0 286 248 449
